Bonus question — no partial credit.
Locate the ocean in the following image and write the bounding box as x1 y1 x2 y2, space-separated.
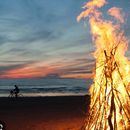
0 78 92 97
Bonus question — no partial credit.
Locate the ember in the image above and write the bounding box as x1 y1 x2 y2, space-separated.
78 0 130 129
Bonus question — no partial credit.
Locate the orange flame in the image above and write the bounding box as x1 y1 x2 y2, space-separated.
108 7 124 23
78 0 130 129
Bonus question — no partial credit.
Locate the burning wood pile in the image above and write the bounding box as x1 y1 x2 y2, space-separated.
78 0 130 129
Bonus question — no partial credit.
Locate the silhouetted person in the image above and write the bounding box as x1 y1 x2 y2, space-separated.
14 85 20 98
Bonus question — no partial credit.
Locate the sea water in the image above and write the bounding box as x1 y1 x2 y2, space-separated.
0 78 92 97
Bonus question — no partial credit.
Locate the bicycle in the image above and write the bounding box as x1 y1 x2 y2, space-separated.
8 90 23 97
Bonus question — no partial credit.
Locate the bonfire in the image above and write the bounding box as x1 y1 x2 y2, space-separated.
78 0 130 129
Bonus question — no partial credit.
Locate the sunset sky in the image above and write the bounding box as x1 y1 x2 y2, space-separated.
0 0 129 79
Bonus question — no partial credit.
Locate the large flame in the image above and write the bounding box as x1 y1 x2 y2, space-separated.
78 0 130 129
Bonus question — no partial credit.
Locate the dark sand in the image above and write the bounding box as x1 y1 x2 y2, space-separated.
0 95 90 130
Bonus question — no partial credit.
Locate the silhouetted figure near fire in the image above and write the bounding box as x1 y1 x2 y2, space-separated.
14 85 20 98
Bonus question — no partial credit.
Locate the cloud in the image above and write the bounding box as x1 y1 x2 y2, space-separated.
52 57 95 76
0 64 26 75
0 0 129 79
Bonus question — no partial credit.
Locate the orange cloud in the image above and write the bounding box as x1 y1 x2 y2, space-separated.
61 73 93 79
0 59 94 79
0 64 56 79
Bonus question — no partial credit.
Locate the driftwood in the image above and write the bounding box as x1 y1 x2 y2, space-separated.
85 48 130 130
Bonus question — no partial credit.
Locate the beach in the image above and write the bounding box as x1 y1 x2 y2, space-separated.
0 95 90 130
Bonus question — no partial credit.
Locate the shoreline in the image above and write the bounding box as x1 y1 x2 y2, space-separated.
0 93 90 97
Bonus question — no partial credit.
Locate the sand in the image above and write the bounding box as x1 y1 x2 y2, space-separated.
0 95 90 130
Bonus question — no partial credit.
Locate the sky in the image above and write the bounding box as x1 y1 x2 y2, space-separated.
0 0 129 79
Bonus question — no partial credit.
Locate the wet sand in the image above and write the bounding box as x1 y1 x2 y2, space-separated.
0 95 90 130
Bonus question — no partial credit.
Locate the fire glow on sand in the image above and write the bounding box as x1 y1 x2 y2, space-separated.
78 0 130 130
